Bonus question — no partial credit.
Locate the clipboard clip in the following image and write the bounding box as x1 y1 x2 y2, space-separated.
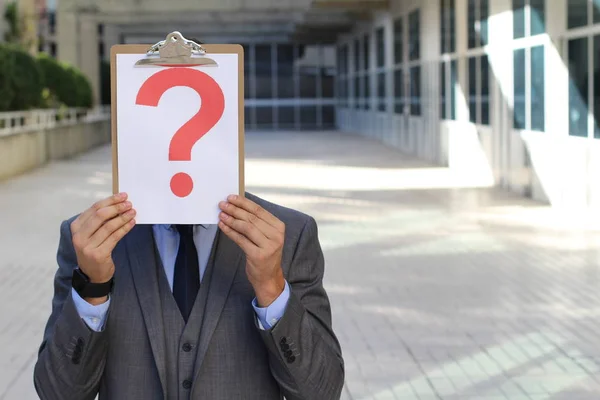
135 31 217 67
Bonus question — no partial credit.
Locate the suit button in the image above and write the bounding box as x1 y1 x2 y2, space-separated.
182 343 192 352
72 356 81 365
279 337 287 345
285 350 293 358
182 380 192 389
77 337 84 347
280 343 290 351
287 355 296 364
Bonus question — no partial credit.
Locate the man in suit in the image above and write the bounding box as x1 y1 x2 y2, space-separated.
34 192 344 399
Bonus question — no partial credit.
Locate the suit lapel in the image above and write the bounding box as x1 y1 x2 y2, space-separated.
125 225 168 399
192 229 243 382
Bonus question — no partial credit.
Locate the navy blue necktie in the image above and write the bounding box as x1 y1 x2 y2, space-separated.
173 225 200 323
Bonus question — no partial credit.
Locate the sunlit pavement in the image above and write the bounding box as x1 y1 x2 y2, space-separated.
2 130 600 399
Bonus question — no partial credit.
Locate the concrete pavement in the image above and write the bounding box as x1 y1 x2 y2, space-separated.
2 130 600 399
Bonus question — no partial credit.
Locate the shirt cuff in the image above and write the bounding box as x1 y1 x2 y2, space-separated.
71 288 111 332
252 280 290 330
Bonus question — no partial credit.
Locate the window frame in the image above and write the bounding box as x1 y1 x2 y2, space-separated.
511 34 547 132
513 0 546 39
564 20 600 139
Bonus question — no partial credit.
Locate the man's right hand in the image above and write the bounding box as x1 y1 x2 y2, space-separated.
70 193 136 304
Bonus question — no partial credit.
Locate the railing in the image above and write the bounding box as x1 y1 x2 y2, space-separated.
0 105 110 137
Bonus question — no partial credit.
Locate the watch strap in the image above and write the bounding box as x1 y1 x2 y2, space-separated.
72 268 114 298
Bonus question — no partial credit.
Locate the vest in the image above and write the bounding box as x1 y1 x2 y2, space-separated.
153 231 220 400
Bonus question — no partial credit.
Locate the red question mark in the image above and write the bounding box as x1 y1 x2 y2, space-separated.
135 68 225 197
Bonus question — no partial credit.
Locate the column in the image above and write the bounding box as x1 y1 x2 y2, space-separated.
57 2 100 105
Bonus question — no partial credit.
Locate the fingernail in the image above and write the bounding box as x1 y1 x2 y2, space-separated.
119 192 127 199
220 212 228 220
124 201 132 207
218 201 226 208
126 209 136 216
228 195 237 201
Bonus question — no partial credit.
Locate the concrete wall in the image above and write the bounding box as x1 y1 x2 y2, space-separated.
0 120 110 181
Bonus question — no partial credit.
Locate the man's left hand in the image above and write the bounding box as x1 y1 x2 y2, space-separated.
218 195 286 307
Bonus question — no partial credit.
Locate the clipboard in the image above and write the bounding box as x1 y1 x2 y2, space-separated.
110 31 245 206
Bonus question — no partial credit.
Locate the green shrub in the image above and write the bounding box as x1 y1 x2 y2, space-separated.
69 66 92 108
0 44 43 111
37 53 92 108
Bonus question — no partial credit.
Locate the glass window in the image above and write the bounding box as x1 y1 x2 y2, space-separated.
354 76 361 109
568 0 587 29
364 73 370 110
338 45 348 75
468 57 478 123
394 18 403 64
377 72 386 112
450 60 457 120
530 45 544 131
299 66 318 98
409 10 420 61
244 106 254 128
277 44 295 98
530 0 545 36
410 66 421 115
347 77 351 107
468 0 477 48
354 38 361 72
255 45 273 99
440 0 456 54
594 35 600 138
480 0 489 46
322 106 336 128
322 67 335 98
449 0 456 52
337 78 345 106
243 44 252 99
277 106 295 129
481 55 490 125
441 0 447 54
514 0 544 37
569 38 589 137
440 63 447 119
256 106 273 128
513 0 526 39
299 106 318 129
376 28 385 68
394 68 404 114
594 0 600 24
513 48 526 129
469 0 489 48
364 34 370 71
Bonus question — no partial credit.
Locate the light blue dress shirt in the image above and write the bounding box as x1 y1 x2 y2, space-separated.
72 224 290 331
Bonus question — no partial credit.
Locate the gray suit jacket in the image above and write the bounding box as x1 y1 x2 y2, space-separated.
34 193 344 399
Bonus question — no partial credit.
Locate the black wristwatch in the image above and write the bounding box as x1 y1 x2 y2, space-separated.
72 268 114 298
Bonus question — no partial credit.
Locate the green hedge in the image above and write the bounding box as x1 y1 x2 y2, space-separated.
0 45 93 111
37 53 92 108
0 44 44 111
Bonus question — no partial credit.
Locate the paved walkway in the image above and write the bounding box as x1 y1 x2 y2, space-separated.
2 130 600 399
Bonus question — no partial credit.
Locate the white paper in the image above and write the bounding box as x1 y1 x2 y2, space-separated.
116 53 240 224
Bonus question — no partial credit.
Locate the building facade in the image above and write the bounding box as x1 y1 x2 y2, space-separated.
336 0 600 208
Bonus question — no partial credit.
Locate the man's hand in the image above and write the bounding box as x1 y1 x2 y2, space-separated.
218 195 285 307
70 193 136 305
